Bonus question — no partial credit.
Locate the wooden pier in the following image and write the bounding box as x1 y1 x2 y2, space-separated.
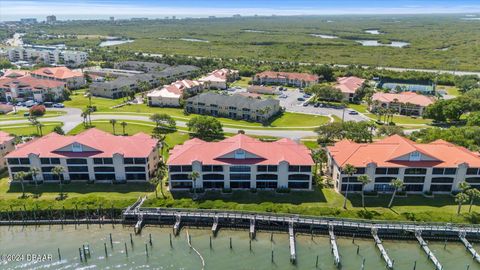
329 224 341 267
459 230 480 263
288 221 296 264
372 227 394 269
173 214 181 236
249 217 256 240
415 230 443 270
134 214 144 234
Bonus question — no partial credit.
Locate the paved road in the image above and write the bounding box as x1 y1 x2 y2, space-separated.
0 108 316 140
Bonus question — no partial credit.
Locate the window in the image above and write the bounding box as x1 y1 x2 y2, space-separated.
234 150 246 159
404 185 423 192
466 177 480 184
171 182 193 188
355 168 366 174
467 168 480 175
300 166 312 172
171 174 190 180
289 166 300 172
125 167 145 172
341 184 363 192
288 182 309 189
288 174 310 181
433 168 457 175
230 181 251 189
94 158 112 165
7 158 19 165
257 165 277 172
375 168 399 175
181 165 192 172
230 174 250 180
409 152 421 161
403 176 425 183
404 168 427 175
375 177 396 183
126 173 146 180
134 158 146 164
95 174 115 180
41 166 54 173
431 177 454 183
256 174 278 180
71 142 83 152
124 158 134 164
66 158 87 165
68 166 89 172
69 173 89 180
230 166 250 172
170 166 181 172
203 181 224 189
257 182 277 189
430 185 452 192
202 165 223 172
203 174 224 180
19 158 30 165
94 167 115 172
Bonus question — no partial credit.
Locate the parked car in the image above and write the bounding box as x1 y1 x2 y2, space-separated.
53 103 65 108
349 110 359 115
44 102 54 108
23 112 30 117
314 103 320 108
25 100 37 108
303 94 311 98
279 94 288 98
297 97 305 101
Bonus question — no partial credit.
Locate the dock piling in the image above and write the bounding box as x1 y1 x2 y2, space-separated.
104 243 108 258
57 248 61 261
109 233 113 248
79 248 83 262
124 242 128 257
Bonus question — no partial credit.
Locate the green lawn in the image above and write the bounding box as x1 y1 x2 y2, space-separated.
0 110 66 120
347 103 432 125
348 103 369 113
0 122 63 136
66 93 329 129
230 76 251 88
440 85 461 96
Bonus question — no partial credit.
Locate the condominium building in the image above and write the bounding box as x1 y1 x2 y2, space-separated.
89 65 199 99
370 92 435 116
0 132 15 169
0 74 66 102
167 134 314 190
7 47 88 67
199 69 239 90
147 79 204 107
6 129 159 183
327 135 480 194
31 67 86 89
185 92 280 122
252 71 319 88
334 76 366 101
46 15 56 24
114 61 169 73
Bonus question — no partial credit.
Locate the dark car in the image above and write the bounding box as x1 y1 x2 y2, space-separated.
303 102 309 107
44 102 53 108
314 103 320 107
349 110 359 115
297 97 305 101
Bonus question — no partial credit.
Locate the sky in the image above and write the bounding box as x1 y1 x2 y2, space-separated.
1 0 480 21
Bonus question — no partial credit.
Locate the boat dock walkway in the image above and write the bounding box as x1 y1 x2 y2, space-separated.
459 230 480 263
415 230 443 270
173 214 181 236
211 216 219 237
372 227 394 269
288 221 296 264
249 217 256 240
329 224 341 267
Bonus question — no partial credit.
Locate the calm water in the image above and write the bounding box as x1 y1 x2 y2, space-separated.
1 225 479 269
364 29 382 35
355 40 410 48
310 34 339 39
99 40 135 47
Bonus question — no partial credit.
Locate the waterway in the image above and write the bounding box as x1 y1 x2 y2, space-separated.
1 225 479 269
99 39 134 47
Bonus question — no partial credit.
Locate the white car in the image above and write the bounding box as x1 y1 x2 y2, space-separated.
53 103 65 108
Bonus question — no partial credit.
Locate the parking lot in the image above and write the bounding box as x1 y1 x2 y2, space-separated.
279 89 369 122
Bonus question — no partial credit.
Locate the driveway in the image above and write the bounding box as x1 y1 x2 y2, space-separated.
279 89 369 122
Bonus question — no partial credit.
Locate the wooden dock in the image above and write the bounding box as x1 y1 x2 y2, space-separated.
173 214 181 236
134 214 144 234
288 221 296 264
415 230 443 270
329 224 341 267
459 230 480 263
372 227 394 269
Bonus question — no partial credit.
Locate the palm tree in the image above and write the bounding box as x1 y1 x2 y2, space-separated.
52 166 65 200
188 171 200 200
85 91 92 107
13 171 28 198
29 167 41 187
83 106 92 126
120 121 128 135
148 177 160 198
81 110 88 127
455 192 470 215
388 178 404 208
342 164 357 209
465 188 480 213
459 181 471 192
109 119 117 135
157 165 167 197
311 148 327 177
358 175 371 208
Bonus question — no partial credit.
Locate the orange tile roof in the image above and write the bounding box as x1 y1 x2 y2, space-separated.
6 128 158 158
168 134 314 166
31 67 83 80
372 92 435 107
1 70 29 79
327 135 480 168
255 71 319 82
0 75 65 89
0 131 14 145
334 76 366 94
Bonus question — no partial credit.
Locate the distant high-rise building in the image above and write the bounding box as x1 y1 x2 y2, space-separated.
172 16 176 20
109 16 115 22
233 14 241 18
20 18 37 24
46 15 56 24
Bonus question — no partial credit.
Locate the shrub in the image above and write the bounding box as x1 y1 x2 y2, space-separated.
250 188 257 193
363 190 378 196
423 190 433 196
276 187 291 193
29 105 46 116
189 188 204 194
222 187 232 193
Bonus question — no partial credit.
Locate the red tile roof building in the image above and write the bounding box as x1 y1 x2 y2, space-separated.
199 69 239 90
0 74 66 102
147 79 204 107
167 134 314 190
0 131 15 169
6 129 159 182
370 92 435 116
253 71 319 88
31 67 86 89
334 76 366 101
327 135 480 194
